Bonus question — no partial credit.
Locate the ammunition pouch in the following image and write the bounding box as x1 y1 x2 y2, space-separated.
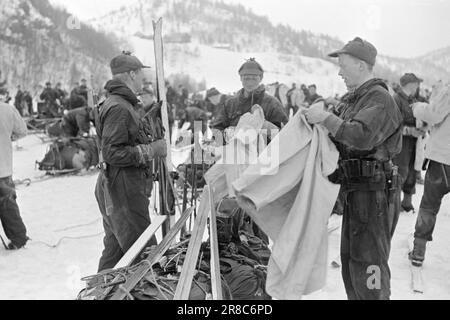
340 159 391 180
337 159 400 192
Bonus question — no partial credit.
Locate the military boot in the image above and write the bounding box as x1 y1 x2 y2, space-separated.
409 238 427 267
401 193 415 213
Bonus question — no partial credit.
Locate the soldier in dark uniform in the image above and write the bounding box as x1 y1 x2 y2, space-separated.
392 73 426 212
61 107 93 137
78 79 89 101
205 87 231 123
304 37 403 300
211 58 289 244
305 84 323 106
39 82 59 118
55 82 67 103
23 91 33 116
14 86 24 116
95 52 167 271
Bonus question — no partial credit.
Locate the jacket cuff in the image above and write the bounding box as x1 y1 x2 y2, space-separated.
134 146 145 166
322 114 344 137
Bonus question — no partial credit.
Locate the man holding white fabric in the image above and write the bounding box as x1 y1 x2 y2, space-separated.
304 37 403 300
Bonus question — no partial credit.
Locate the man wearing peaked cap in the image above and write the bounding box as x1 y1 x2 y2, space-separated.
94 51 167 272
211 58 288 133
210 58 288 245
304 37 403 300
110 51 151 76
328 37 378 67
400 73 423 87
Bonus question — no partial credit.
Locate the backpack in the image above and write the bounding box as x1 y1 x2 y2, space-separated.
38 138 99 172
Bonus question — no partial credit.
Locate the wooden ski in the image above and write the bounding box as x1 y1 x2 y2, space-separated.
410 265 425 294
408 234 424 294
207 185 223 300
153 18 177 237
114 215 167 269
174 190 209 300
109 206 195 300
153 18 173 171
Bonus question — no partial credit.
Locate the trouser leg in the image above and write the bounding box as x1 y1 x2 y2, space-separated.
403 148 417 196
0 177 28 247
96 170 158 271
393 137 417 196
341 189 394 300
95 175 123 272
98 215 124 272
412 161 450 264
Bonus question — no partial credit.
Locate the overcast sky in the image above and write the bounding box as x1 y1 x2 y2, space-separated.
50 0 450 58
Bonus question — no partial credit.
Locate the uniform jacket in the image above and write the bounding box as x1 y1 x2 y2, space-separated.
394 89 416 128
96 79 143 170
322 79 403 161
62 107 92 137
211 85 288 131
40 88 58 103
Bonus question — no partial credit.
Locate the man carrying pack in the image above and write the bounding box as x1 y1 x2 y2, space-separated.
95 52 167 272
304 37 403 300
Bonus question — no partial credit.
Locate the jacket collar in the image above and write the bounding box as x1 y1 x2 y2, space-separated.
397 88 414 103
237 85 266 106
104 79 139 106
341 78 388 104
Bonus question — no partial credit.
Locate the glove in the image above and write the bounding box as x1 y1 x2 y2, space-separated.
303 101 329 124
136 140 167 165
403 126 425 138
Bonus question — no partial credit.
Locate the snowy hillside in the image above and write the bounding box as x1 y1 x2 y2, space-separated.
0 0 118 93
131 36 347 96
90 0 450 89
418 46 450 76
1 133 449 300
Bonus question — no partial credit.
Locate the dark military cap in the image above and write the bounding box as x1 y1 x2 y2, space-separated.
110 51 150 75
328 37 378 66
206 87 221 99
400 73 423 87
239 58 264 76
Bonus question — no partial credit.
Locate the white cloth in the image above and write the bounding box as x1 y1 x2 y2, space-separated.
0 102 27 178
205 105 267 199
233 111 340 300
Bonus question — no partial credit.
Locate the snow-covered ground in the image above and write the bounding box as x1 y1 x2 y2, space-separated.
1 133 449 300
